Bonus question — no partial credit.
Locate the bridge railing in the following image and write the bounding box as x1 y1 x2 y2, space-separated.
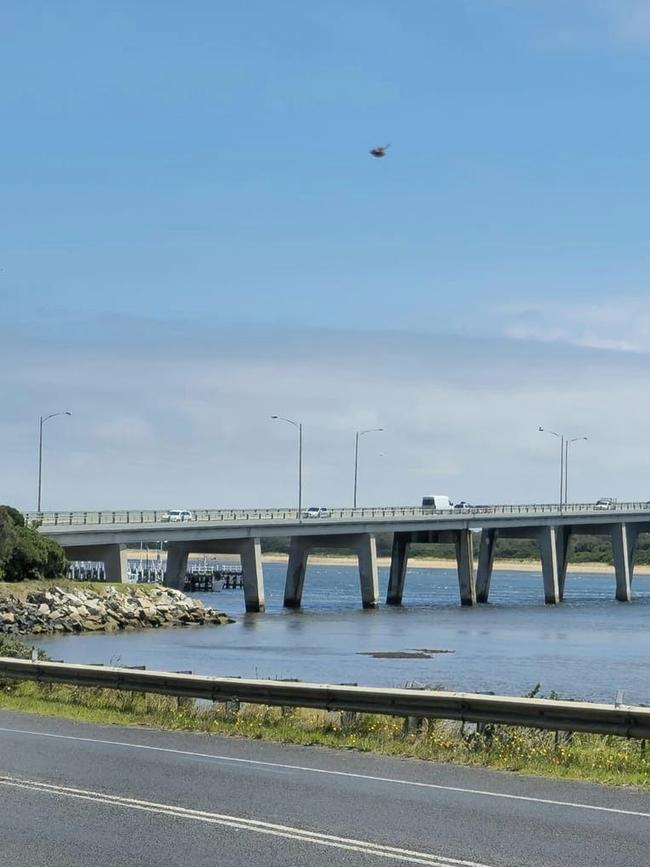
24 501 650 528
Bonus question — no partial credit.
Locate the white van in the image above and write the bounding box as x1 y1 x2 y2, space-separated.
421 495 453 511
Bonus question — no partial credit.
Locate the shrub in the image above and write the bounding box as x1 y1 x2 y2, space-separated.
0 511 17 576
0 506 67 582
0 506 25 528
0 634 47 660
2 526 68 582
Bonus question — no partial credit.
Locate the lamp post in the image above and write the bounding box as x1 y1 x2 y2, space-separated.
538 427 564 511
271 416 303 520
538 427 587 510
37 411 72 512
564 436 588 507
353 428 383 509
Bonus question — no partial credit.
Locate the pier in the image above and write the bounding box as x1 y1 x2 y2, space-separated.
184 564 244 593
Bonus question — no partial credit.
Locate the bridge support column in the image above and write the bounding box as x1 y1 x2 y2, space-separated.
455 530 476 606
538 527 562 604
556 527 572 601
358 533 379 609
612 523 638 602
283 533 378 609
64 544 129 583
104 544 129 584
476 529 497 603
240 537 265 612
386 533 410 605
164 543 190 590
284 538 309 608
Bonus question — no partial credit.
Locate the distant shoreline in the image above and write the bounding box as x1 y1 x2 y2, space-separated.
125 549 650 575
259 553 650 575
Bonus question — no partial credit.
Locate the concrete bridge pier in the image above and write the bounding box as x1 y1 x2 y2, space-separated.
239 538 265 613
555 527 572 601
611 523 638 602
284 533 379 609
537 527 559 604
476 529 498 603
386 533 410 605
284 537 310 609
455 530 476 606
63 544 128 583
164 538 265 612
164 543 191 590
358 534 379 609
536 526 571 604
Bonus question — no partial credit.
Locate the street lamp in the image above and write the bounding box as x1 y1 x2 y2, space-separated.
538 427 587 510
564 436 588 506
37 411 72 512
353 428 383 509
271 416 303 520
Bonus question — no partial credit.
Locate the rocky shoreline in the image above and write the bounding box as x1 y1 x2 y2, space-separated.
0 586 234 635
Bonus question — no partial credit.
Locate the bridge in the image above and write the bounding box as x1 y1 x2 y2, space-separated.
28 502 650 612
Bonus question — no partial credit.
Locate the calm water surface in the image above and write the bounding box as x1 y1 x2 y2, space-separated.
35 564 650 704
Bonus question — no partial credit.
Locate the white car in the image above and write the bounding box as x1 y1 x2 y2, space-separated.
162 509 195 522
303 506 331 519
595 498 616 510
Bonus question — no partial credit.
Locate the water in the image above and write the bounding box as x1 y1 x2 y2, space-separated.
34 564 650 704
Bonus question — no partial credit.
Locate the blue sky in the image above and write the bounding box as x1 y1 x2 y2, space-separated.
2 1 650 509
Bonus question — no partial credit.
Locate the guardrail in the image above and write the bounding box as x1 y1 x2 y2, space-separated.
1 658 648 738
24 501 650 528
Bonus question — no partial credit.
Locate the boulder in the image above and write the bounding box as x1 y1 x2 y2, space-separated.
0 584 233 636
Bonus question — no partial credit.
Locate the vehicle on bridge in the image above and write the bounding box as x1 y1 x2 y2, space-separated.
303 506 331 519
162 509 195 522
595 498 617 510
421 495 453 511
453 500 472 510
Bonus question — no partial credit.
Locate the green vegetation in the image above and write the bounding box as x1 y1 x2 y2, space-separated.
0 506 67 582
0 580 163 598
0 633 48 662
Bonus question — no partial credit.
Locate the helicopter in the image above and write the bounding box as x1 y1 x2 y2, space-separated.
369 144 390 158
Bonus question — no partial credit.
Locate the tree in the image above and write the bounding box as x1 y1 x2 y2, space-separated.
0 510 17 578
2 526 68 582
0 505 25 528
0 505 67 582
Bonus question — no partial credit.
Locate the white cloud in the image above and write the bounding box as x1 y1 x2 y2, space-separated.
2 322 650 512
500 297 650 354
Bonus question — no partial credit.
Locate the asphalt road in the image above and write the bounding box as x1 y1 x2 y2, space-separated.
0 710 648 866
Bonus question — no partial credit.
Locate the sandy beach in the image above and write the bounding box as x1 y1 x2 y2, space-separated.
125 549 650 575
259 553 650 574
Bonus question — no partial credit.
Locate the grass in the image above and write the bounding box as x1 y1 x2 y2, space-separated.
0 581 164 598
0 680 648 788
